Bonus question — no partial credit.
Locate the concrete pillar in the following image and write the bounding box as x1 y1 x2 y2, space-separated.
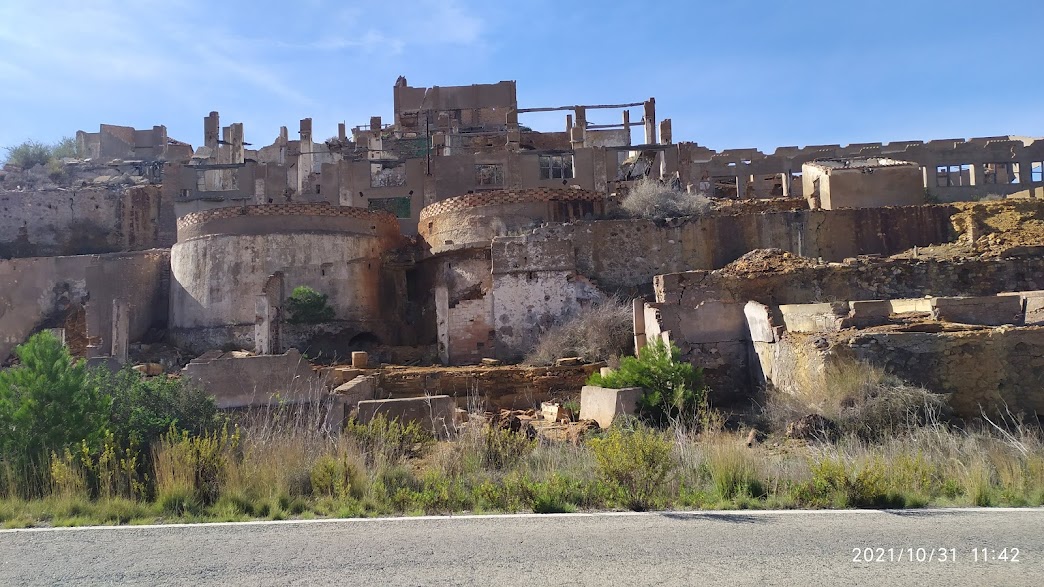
622 110 631 146
254 295 272 355
111 300 128 365
369 116 382 131
573 106 587 148
204 111 220 151
565 114 573 134
659 119 672 145
278 126 288 165
781 171 791 197
643 98 656 145
229 122 244 164
338 122 346 142
298 118 313 194
632 298 646 336
221 127 231 164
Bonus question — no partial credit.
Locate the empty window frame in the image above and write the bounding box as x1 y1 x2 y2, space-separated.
370 161 408 188
475 164 504 186
539 154 574 180
1033 162 1043 183
935 164 972 187
981 162 1020 185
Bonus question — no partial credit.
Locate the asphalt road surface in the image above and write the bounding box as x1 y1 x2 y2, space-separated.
0 508 1041 586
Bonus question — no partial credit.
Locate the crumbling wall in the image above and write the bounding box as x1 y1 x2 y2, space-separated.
680 136 1044 202
768 328 1044 419
0 250 170 362
496 205 955 292
0 186 168 258
181 349 322 409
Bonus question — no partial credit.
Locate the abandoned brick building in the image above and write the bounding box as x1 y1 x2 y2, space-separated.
3 77 1044 417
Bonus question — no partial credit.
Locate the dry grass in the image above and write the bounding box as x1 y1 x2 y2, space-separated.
621 178 711 220
524 298 633 366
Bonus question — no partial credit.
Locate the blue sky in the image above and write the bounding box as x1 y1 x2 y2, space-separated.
2 0 1043 154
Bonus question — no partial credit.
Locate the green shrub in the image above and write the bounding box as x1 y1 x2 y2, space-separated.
99 368 219 451
285 286 335 324
586 338 705 425
3 137 80 169
3 141 52 168
589 425 675 510
0 332 109 473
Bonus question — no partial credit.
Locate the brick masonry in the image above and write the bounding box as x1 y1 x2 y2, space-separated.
419 188 602 220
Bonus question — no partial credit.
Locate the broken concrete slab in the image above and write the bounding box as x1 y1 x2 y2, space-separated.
181 348 321 409
356 395 456 438
778 302 849 333
931 294 1024 326
333 375 376 413
744 301 776 343
579 385 642 429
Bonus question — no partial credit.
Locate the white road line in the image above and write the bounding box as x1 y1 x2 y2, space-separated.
1 507 1041 534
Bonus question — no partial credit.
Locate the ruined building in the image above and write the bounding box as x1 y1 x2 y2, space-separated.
3 77 1044 418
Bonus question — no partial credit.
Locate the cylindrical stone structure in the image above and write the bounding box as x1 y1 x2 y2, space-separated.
169 203 404 354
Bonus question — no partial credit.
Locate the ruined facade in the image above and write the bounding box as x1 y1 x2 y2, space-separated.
3 76 1044 419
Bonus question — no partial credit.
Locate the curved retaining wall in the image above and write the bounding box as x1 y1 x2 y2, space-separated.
419 188 604 254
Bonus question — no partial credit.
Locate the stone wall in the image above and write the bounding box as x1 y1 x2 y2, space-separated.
0 186 170 258
0 250 170 361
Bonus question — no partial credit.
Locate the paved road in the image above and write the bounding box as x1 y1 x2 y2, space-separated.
0 508 1041 586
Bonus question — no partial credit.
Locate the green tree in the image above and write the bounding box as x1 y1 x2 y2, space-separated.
586 338 705 425
0 332 109 466
285 285 335 323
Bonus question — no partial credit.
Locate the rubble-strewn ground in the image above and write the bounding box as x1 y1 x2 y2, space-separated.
893 199 1044 260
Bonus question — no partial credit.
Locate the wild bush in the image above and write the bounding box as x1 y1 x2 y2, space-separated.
586 338 705 425
589 424 675 510
153 425 240 508
764 360 947 438
524 298 633 366
3 137 79 169
620 178 711 220
99 368 219 450
285 286 335 323
344 414 434 465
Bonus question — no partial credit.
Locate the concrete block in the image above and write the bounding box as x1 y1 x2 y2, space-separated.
333 375 376 413
931 295 1023 326
356 395 456 437
889 298 933 314
351 351 369 369
541 402 560 422
579 385 642 429
744 301 775 343
779 302 848 333
847 300 891 328
1018 291 1044 325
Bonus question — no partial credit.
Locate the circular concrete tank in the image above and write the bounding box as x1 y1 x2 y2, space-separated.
417 188 604 364
169 203 403 353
